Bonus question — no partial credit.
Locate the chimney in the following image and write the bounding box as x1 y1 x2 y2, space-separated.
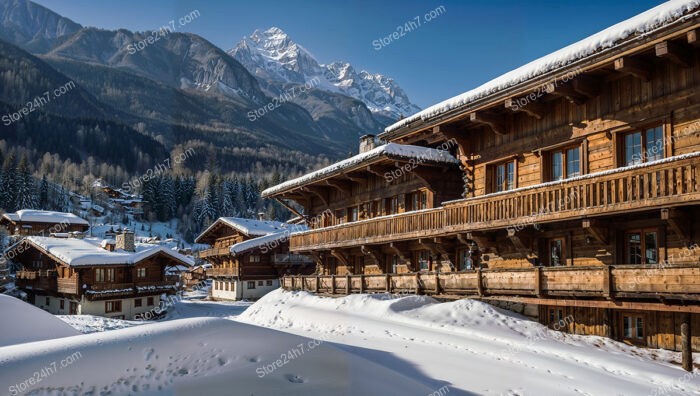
359 134 377 153
116 228 135 252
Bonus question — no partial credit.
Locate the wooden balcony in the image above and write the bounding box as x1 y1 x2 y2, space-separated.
206 267 239 278
290 155 700 251
282 263 700 312
57 276 79 295
197 247 231 259
272 254 314 265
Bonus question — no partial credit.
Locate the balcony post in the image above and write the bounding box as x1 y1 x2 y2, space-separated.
359 274 365 294
681 313 692 372
346 274 351 295
385 273 391 292
415 273 422 295
315 276 319 293
331 275 336 294
477 268 484 296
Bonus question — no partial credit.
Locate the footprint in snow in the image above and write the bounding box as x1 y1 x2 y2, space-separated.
286 374 305 383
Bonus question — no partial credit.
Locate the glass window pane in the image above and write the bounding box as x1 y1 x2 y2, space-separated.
646 127 664 162
550 240 563 266
552 151 563 181
496 165 505 192
645 232 658 264
625 132 642 166
566 148 580 178
636 317 644 339
506 162 515 190
623 316 632 338
627 233 642 264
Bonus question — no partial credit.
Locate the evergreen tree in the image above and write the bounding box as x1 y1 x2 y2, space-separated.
39 175 49 209
16 155 38 210
1 153 17 211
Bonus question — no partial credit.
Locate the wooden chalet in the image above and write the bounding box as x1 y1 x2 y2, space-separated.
264 1 700 368
12 230 193 319
0 209 90 236
195 217 313 300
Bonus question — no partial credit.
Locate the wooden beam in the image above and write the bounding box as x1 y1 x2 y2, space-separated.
505 98 545 119
331 250 351 273
388 242 409 263
469 112 508 136
571 75 602 99
301 186 329 206
687 29 700 47
343 174 366 184
360 245 382 268
325 180 351 196
661 208 692 246
614 57 652 82
655 40 692 68
479 296 700 313
506 228 533 259
273 198 305 220
466 231 498 255
583 219 609 245
544 82 587 105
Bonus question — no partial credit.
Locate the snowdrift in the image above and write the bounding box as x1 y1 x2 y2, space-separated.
238 290 699 396
0 295 80 347
0 317 437 395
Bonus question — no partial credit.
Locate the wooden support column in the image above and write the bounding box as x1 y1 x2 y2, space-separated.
476 268 484 297
331 275 336 294
681 313 692 372
359 274 365 294
346 274 351 295
603 266 613 300
415 273 422 295
435 273 441 294
386 273 391 292
534 267 542 297
315 276 320 293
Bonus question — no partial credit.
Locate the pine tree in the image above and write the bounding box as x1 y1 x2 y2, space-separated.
1 153 17 211
16 155 38 210
220 179 235 217
39 175 49 209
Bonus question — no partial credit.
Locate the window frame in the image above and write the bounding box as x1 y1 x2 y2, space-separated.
547 145 582 181
488 158 517 193
619 124 666 167
624 228 659 265
105 300 122 313
247 281 256 289
622 313 645 341
547 237 567 267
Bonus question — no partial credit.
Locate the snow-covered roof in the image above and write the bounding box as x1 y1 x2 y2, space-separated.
22 237 194 267
262 143 459 197
230 225 308 255
383 0 700 136
1 210 89 226
195 217 291 243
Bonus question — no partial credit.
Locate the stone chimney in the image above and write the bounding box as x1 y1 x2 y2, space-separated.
359 134 377 153
115 229 135 252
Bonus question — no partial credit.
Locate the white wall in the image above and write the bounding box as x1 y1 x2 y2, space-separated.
33 294 162 320
211 279 279 300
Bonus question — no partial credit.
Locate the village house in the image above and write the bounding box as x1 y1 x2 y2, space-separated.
12 230 193 319
264 1 700 369
0 209 90 236
195 217 314 300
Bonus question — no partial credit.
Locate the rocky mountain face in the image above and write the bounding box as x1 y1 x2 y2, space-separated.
230 27 421 120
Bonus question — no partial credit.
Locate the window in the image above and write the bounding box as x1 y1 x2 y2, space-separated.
625 229 658 264
548 238 566 266
247 281 256 289
418 251 430 271
134 298 142 307
137 268 146 278
490 160 516 193
623 314 645 340
147 297 154 306
622 126 664 166
105 300 122 313
266 280 273 286
60 300 65 310
549 147 581 181
391 255 399 273
257 280 263 286
548 308 564 326
349 207 359 222
249 255 261 263
458 249 472 271
95 268 115 283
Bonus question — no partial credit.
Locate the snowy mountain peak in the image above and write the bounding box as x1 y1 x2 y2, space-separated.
230 27 421 120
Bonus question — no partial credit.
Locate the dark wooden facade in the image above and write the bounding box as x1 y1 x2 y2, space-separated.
266 15 700 360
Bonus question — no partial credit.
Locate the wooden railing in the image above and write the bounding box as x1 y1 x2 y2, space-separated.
197 247 231 259
272 254 314 265
290 155 700 250
281 264 700 301
206 267 239 277
16 270 56 280
57 276 79 295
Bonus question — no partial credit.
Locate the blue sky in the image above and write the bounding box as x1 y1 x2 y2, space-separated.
35 0 664 109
